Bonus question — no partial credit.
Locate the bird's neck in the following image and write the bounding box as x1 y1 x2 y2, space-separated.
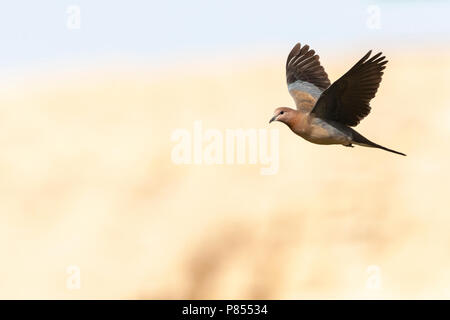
286 110 310 134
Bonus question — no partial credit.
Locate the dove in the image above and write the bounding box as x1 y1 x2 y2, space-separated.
269 43 406 156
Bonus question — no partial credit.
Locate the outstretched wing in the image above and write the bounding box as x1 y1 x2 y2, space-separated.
286 43 330 111
311 50 388 127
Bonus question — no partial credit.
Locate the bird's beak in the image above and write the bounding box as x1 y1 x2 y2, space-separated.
269 115 277 124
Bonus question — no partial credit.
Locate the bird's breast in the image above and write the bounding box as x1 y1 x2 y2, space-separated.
291 116 351 145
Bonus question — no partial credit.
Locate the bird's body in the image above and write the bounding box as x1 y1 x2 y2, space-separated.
270 43 406 156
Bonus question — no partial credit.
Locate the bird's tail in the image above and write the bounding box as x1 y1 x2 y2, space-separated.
352 131 406 156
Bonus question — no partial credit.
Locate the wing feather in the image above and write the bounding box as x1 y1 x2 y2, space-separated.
311 50 387 127
286 43 330 111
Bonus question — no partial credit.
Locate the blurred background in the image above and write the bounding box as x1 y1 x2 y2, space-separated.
0 0 450 299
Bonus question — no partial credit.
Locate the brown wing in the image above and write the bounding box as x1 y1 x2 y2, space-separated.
311 50 388 127
286 43 331 111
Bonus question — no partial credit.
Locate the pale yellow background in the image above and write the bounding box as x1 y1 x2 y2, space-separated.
1 46 449 298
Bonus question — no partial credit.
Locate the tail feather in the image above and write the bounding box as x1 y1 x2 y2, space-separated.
371 143 406 156
351 131 406 156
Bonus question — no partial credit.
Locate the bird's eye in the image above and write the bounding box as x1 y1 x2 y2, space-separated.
280 111 284 115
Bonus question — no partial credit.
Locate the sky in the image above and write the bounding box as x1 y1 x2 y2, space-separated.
0 0 448 71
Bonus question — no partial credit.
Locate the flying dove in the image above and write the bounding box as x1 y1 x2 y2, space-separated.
269 43 406 156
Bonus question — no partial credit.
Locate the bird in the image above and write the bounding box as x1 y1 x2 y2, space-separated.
269 43 406 156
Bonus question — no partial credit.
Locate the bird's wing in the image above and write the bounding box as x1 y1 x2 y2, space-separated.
286 43 331 111
311 50 388 127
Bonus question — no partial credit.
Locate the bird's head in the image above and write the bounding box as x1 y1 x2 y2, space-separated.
269 107 296 125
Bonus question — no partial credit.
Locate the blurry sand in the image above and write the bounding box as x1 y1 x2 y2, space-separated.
0 50 449 299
